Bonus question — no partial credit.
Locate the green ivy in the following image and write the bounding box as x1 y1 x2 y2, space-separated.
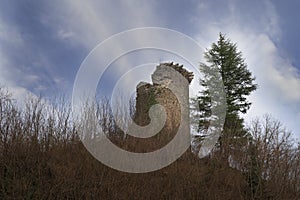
147 88 158 110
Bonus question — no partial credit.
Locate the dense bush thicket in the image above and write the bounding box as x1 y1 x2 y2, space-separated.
0 87 299 199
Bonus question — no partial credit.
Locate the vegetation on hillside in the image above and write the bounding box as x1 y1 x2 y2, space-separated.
0 86 299 199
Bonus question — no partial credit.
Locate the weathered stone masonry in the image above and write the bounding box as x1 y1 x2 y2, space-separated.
134 62 194 136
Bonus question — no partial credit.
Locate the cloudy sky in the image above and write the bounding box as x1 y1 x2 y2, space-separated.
0 0 300 139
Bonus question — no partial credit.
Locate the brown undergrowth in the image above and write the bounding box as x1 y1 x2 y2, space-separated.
0 88 299 199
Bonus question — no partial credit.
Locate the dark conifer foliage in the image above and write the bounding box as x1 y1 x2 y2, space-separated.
192 33 257 147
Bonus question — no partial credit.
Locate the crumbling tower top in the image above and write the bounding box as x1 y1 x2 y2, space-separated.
160 62 194 83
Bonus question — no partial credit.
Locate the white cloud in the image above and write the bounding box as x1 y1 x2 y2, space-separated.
0 17 38 101
263 0 281 40
48 0 159 50
0 18 23 46
57 29 75 40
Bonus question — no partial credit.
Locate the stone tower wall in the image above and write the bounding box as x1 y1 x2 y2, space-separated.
134 62 193 135
123 62 193 152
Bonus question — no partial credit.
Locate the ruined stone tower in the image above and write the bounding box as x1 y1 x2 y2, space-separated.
123 63 193 152
135 62 193 132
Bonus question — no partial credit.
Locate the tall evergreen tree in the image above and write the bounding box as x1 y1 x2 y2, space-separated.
192 33 257 152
